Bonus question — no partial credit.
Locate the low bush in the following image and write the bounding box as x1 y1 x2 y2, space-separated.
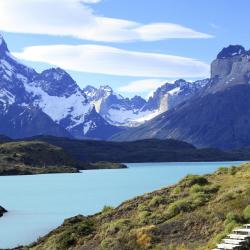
181 175 208 187
243 205 250 221
149 195 166 207
102 205 114 214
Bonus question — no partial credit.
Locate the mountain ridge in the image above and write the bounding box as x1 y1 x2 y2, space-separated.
111 45 250 149
0 34 211 139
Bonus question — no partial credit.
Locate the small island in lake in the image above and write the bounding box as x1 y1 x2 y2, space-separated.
0 206 7 217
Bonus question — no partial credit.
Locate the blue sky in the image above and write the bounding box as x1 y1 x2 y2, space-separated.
1 0 249 98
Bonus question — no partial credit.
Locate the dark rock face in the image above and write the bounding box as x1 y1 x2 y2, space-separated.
69 107 123 140
0 105 71 139
143 79 208 112
34 68 81 97
217 45 246 59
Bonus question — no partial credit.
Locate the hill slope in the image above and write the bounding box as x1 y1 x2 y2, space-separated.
0 141 79 175
21 162 250 250
26 136 245 163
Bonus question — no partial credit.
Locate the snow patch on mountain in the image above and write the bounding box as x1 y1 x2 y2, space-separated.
0 89 15 108
24 81 92 129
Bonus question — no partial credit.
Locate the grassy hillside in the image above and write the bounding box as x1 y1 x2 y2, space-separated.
19 162 250 250
25 136 248 163
0 141 79 175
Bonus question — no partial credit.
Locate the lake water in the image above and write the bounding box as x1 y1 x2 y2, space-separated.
0 161 245 248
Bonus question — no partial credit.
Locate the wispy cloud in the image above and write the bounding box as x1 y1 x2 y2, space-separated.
117 79 167 93
0 0 213 42
14 44 210 78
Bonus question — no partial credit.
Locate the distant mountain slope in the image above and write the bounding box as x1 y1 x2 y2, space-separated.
83 80 208 127
0 104 72 139
112 45 250 149
24 135 247 163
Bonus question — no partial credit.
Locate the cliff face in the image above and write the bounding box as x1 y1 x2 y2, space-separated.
208 45 250 93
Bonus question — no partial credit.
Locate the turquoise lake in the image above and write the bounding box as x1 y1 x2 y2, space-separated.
0 161 245 248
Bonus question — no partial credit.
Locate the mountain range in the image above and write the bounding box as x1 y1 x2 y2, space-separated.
1 34 250 149
113 45 250 149
0 35 209 140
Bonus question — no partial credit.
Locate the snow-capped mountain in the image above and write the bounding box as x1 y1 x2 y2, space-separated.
82 79 208 127
0 35 120 139
0 34 210 140
82 85 155 126
143 79 209 112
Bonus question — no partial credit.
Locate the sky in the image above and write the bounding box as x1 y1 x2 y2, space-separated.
0 0 250 98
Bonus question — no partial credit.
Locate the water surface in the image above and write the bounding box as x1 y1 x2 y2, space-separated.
0 161 244 248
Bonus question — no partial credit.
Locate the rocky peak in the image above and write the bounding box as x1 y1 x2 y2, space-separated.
130 95 147 109
40 67 70 81
174 79 188 86
99 85 113 94
216 45 246 59
35 67 80 97
207 45 250 94
0 35 9 56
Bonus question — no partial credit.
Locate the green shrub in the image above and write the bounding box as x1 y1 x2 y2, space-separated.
149 195 165 207
55 230 76 249
190 184 204 193
171 186 182 195
101 237 116 250
102 205 114 214
181 175 208 187
217 166 238 175
103 219 131 236
225 212 243 224
243 205 250 220
138 211 151 224
137 204 148 212
74 220 95 236
190 193 209 207
166 198 192 218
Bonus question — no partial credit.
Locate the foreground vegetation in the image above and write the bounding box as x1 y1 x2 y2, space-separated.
17 162 250 250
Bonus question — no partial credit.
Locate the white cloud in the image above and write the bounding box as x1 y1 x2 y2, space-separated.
81 0 101 3
14 44 210 78
0 0 213 42
117 79 167 93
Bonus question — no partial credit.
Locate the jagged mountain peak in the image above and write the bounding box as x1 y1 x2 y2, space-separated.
40 67 72 81
34 67 81 97
0 35 9 55
216 45 247 59
98 85 113 95
210 44 250 93
174 79 188 85
83 85 97 92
